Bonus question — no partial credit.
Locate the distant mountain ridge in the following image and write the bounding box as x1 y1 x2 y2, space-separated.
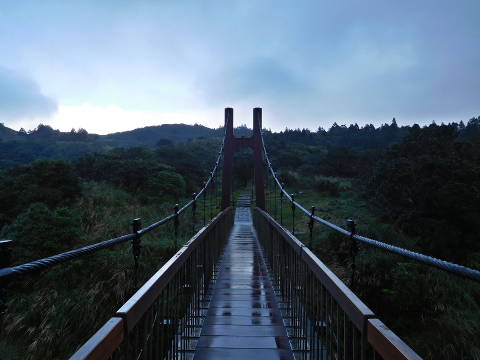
2 117 478 170
0 122 226 145
102 123 222 147
0 122 22 141
0 122 253 168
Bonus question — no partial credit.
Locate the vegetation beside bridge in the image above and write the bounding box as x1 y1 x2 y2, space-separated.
0 116 479 359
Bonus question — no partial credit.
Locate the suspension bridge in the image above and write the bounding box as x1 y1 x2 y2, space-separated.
1 108 479 360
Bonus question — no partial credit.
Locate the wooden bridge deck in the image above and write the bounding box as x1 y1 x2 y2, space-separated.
193 196 294 360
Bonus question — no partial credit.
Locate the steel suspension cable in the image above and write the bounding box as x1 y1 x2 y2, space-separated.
260 134 480 283
0 138 225 280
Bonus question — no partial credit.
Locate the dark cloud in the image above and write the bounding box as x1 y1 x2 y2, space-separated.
0 67 57 119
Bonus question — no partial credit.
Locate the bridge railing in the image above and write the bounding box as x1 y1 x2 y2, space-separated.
254 207 421 360
70 207 234 360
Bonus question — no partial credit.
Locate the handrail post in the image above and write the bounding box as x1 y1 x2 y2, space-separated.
308 206 315 248
273 173 278 218
192 193 197 236
203 182 207 226
214 165 218 210
291 194 295 234
210 172 214 219
280 183 284 225
131 218 142 289
213 170 217 211
266 163 270 212
174 204 179 249
251 168 254 202
346 219 358 289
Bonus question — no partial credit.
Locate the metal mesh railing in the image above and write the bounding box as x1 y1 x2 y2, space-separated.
253 207 421 360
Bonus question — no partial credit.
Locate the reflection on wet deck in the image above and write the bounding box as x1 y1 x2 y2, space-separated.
194 198 294 359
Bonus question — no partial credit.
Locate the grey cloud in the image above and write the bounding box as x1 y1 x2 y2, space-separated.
0 67 57 119
192 0 479 127
0 1 478 131
204 57 310 104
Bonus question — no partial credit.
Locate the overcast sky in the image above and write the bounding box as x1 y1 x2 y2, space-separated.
0 1 479 134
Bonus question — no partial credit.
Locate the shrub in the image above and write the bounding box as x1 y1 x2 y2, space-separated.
146 170 186 201
314 179 341 197
5 203 81 263
277 170 299 187
0 160 81 226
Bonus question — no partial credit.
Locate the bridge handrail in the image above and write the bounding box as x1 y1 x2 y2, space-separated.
255 207 374 330
69 317 124 360
261 134 480 283
116 206 232 332
0 139 225 280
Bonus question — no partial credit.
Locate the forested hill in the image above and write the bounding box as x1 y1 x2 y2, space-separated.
1 117 479 169
0 122 226 144
102 124 221 147
0 123 225 168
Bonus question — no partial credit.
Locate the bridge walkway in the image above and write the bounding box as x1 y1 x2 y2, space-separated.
193 194 294 360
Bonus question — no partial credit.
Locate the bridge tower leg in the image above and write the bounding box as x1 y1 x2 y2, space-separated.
221 107 265 210
253 108 265 210
221 108 234 209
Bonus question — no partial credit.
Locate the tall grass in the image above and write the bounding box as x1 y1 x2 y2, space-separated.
264 175 480 359
1 182 222 359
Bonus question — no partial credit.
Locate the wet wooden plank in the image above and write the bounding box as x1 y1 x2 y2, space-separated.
202 325 286 336
207 308 277 317
194 202 294 359
206 315 282 326
194 348 293 360
209 299 274 308
197 335 285 349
